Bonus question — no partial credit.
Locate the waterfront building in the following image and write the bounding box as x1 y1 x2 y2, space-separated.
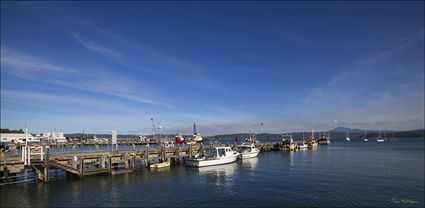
0 133 35 143
40 132 67 143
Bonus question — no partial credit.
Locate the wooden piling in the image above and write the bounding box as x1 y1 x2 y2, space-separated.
79 157 84 176
131 154 136 171
43 146 50 182
108 156 112 173
144 145 149 167
175 146 180 162
188 143 193 159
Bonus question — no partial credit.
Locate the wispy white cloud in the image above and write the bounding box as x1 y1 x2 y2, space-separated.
298 31 424 131
72 25 225 91
0 47 169 107
73 33 124 59
1 47 78 78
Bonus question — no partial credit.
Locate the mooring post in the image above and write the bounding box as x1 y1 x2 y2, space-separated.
44 146 50 182
79 157 84 176
188 143 193 159
108 156 112 174
131 154 136 171
2 152 7 183
124 154 129 169
176 146 180 163
161 145 165 162
144 145 149 167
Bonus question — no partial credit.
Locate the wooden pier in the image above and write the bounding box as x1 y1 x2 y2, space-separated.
0 142 281 184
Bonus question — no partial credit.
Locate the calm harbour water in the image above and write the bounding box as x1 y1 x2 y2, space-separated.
1 138 424 207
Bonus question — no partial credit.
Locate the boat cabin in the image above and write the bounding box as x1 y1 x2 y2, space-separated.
204 147 234 159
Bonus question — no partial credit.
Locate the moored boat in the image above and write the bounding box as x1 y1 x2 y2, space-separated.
346 129 351 142
377 127 385 143
318 132 330 144
307 129 318 148
185 146 240 167
150 161 171 169
282 134 297 151
238 143 260 159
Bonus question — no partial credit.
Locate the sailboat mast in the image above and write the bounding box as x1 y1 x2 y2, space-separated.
311 129 314 140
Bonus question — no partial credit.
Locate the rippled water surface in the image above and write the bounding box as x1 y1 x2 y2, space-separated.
1 139 424 207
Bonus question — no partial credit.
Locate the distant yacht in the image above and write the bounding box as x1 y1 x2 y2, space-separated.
298 131 308 149
376 127 385 143
318 131 330 144
346 129 351 142
364 129 368 142
307 129 318 148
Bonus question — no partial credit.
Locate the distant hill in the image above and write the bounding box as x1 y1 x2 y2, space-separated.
206 129 424 141
332 127 367 133
61 128 424 141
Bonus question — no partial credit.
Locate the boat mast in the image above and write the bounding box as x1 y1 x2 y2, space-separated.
151 118 157 142
25 121 28 146
311 129 314 140
193 123 197 135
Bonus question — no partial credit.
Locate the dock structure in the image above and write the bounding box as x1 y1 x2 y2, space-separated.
0 142 281 184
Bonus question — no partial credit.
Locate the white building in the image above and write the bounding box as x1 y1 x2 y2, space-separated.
0 133 36 143
40 132 67 143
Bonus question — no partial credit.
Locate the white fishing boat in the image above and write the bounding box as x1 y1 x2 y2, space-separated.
185 146 240 167
239 143 260 159
282 134 296 151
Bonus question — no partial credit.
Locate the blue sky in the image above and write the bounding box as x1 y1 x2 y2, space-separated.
1 1 424 135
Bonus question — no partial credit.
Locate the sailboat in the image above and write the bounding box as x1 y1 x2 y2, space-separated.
346 129 351 142
318 131 330 144
376 127 385 143
364 129 368 142
298 131 308 149
307 129 318 148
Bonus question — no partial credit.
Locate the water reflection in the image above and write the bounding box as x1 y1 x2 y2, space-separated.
197 163 237 189
241 157 259 171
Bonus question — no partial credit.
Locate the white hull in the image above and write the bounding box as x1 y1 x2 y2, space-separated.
150 161 170 169
298 144 308 150
364 139 368 142
241 150 259 159
377 139 385 143
186 153 239 167
346 137 350 142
